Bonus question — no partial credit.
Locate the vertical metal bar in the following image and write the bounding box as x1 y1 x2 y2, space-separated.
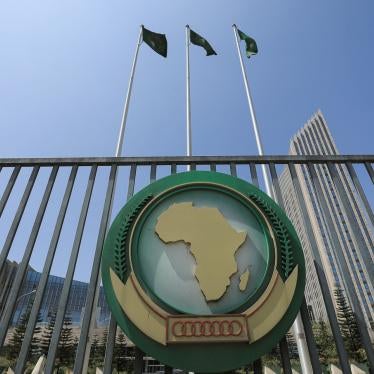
150 164 157 183
279 337 292 374
0 166 39 275
171 164 177 175
253 358 262 374
267 159 291 374
326 163 374 369
74 166 117 373
268 163 284 207
134 347 144 374
365 162 374 184
190 163 196 171
15 166 78 373
327 162 373 272
210 163 216 172
0 166 20 217
305 163 352 373
299 299 323 374
314 261 352 373
249 163 259 188
0 166 58 349
268 163 309 374
127 164 137 200
103 315 117 373
287 163 324 374
346 162 374 226
164 365 173 374
0 263 16 319
44 165 97 373
346 162 374 228
103 164 138 374
230 163 237 177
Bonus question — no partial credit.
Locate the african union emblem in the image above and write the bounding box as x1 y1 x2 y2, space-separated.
101 171 305 373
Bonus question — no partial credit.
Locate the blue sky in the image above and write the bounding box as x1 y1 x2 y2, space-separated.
0 0 373 157
0 0 373 281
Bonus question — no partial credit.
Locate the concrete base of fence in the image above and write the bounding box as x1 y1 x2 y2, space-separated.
264 367 280 374
31 355 46 374
351 363 367 373
330 364 343 374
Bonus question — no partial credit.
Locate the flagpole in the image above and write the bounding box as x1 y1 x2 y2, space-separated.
115 25 143 157
186 25 192 170
81 27 144 373
232 24 313 374
232 25 272 195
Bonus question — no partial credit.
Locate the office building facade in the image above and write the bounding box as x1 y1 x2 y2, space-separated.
280 111 374 333
0 260 111 327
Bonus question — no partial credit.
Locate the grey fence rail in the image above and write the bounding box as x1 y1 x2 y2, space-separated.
0 155 373 374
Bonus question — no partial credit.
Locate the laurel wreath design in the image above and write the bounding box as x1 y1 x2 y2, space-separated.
248 193 294 280
114 194 153 281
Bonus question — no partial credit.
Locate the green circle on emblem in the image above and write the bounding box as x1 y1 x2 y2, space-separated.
102 171 305 373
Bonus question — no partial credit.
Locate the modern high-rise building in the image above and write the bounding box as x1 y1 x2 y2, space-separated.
280 111 374 334
0 260 111 327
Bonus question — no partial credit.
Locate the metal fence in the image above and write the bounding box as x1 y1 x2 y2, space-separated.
0 155 373 374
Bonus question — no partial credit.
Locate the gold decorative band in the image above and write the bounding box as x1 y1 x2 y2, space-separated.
110 266 299 346
167 315 248 344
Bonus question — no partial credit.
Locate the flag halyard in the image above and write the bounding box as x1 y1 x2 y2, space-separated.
189 28 217 56
142 26 168 57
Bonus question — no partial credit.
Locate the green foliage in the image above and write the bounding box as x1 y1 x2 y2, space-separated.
114 194 153 281
6 305 42 365
89 334 100 367
57 313 75 367
248 193 294 279
312 320 337 367
7 314 27 361
261 343 281 369
285 332 298 360
334 287 367 363
114 331 128 372
98 327 108 362
40 311 56 356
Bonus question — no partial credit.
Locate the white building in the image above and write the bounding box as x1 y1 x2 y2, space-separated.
279 111 374 334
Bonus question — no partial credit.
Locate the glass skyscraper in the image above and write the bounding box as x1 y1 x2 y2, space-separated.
280 111 374 336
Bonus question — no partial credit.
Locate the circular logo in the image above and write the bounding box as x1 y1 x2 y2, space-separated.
102 171 305 373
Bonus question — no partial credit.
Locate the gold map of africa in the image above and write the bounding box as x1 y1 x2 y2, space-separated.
155 202 248 301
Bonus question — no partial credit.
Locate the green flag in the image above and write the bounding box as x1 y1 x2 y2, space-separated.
237 29 258 58
142 26 167 57
189 28 217 56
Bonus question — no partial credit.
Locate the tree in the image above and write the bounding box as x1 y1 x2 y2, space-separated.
7 307 42 364
114 331 127 371
89 334 100 368
334 287 366 363
40 310 56 356
285 332 298 360
313 320 337 367
57 313 75 367
261 343 280 369
98 327 108 363
7 311 29 362
29 312 43 363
